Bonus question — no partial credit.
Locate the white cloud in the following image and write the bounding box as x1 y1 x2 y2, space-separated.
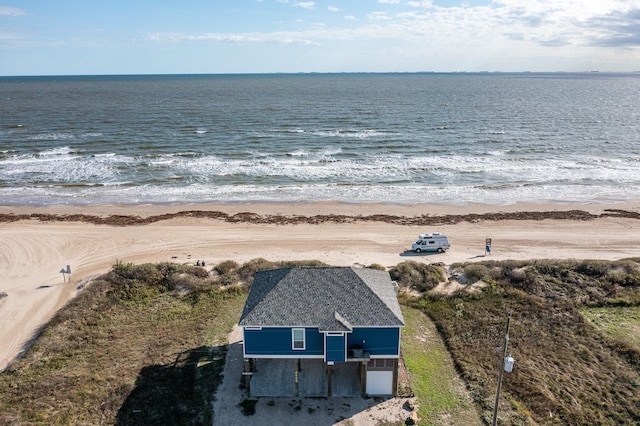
148 31 320 46
0 32 19 40
367 11 393 20
292 2 315 9
148 1 640 52
144 0 640 72
328 6 339 12
378 0 401 4
0 6 26 16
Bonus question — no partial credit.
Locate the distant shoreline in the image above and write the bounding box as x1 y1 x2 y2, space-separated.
3 71 640 78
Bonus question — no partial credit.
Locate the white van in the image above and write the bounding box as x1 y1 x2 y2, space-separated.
412 232 450 253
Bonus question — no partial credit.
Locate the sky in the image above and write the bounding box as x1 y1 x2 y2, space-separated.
1 0 640 75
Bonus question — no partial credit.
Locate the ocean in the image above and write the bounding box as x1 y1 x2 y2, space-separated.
1 73 639 207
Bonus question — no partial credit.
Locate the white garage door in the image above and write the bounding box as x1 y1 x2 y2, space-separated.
366 371 393 395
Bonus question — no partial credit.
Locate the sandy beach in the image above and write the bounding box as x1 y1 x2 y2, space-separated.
1 201 640 372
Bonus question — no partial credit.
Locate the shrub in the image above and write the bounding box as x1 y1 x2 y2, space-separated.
389 261 446 292
217 274 238 287
575 260 610 278
214 260 239 276
463 264 490 284
236 259 329 286
237 258 277 283
279 260 328 268
608 273 640 287
239 399 257 416
504 266 542 293
111 262 163 287
366 263 386 271
191 267 210 279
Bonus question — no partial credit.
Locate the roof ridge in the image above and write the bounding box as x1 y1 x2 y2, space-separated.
351 267 404 324
334 310 353 330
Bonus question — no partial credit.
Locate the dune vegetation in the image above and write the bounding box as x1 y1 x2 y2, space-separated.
0 258 639 425
395 258 640 425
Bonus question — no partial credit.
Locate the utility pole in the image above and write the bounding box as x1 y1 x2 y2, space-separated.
492 313 512 426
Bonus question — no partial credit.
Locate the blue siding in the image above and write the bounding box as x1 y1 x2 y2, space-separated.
348 328 400 356
244 327 324 357
326 334 346 362
244 326 401 358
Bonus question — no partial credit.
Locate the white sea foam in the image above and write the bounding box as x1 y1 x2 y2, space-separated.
1 180 636 207
2 73 639 206
39 146 74 156
30 133 75 141
311 129 386 139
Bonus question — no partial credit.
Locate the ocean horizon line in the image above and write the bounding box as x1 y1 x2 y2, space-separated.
3 70 640 79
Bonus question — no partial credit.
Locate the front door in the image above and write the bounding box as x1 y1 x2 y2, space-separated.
325 333 346 362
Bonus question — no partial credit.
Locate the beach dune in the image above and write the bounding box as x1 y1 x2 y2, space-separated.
1 201 639 372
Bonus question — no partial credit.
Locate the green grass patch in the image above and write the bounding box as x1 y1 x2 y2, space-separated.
400 306 480 425
580 306 640 348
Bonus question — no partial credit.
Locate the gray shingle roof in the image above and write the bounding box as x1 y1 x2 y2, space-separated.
239 267 405 328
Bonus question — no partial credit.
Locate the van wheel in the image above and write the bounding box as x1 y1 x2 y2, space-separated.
437 248 444 253
415 248 422 253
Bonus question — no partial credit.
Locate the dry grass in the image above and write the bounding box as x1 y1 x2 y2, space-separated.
0 262 247 425
0 259 329 425
2 258 640 425
400 258 640 425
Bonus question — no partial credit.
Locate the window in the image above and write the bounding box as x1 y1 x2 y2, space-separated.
292 328 305 350
367 358 395 371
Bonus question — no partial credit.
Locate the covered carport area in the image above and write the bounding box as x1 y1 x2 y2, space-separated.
247 358 362 397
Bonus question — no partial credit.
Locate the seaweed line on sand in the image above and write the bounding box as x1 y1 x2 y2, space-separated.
0 208 639 227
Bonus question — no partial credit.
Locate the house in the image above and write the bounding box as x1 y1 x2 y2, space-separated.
238 266 405 397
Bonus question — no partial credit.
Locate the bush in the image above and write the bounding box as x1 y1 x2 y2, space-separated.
214 260 239 276
389 261 446 292
217 274 238 287
191 267 210 279
504 266 542 293
111 262 163 287
279 260 328 268
607 272 640 287
575 260 610 278
367 263 386 271
462 264 490 284
237 258 278 283
236 259 329 286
